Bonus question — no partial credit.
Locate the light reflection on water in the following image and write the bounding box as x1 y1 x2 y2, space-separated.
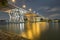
0 21 60 40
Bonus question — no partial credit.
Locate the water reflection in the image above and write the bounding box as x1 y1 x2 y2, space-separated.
0 21 60 40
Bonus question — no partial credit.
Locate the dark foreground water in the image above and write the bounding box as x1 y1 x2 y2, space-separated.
0 22 60 40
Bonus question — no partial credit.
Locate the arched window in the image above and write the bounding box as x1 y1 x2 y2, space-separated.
24 16 28 21
40 18 43 21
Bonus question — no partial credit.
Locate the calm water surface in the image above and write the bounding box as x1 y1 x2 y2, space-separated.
0 22 60 40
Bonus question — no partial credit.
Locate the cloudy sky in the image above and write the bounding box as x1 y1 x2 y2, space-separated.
10 0 60 19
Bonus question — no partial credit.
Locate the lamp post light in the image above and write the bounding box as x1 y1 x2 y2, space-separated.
11 0 16 6
29 8 32 12
12 0 15 3
22 4 26 9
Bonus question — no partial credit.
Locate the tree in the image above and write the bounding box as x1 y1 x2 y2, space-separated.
0 0 8 7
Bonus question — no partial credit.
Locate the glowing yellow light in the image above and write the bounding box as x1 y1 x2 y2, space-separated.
19 15 48 40
27 30 33 39
22 5 26 8
12 0 15 3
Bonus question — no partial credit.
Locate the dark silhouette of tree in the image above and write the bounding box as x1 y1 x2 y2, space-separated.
0 0 8 7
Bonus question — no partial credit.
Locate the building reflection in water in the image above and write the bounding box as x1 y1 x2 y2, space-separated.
7 20 59 40
0 20 59 40
18 13 48 40
24 22 48 39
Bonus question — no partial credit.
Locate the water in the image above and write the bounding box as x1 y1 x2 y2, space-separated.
0 21 60 40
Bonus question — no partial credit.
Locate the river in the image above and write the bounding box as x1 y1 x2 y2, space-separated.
0 21 60 40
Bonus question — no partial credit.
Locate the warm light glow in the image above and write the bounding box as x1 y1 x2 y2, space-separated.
40 22 48 31
36 22 40 36
5 10 11 13
12 0 16 2
27 30 33 39
22 5 26 8
29 8 32 11
18 14 48 40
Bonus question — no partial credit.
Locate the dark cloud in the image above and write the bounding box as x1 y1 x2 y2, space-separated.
37 6 60 19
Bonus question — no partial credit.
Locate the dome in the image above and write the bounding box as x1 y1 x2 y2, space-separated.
0 11 9 20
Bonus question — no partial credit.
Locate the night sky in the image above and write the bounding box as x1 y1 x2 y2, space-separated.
10 0 60 19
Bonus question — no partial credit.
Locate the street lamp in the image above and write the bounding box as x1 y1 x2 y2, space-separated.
12 0 15 3
29 8 32 11
22 4 26 9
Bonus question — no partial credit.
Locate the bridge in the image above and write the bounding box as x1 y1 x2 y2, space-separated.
0 0 45 23
8 8 45 23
